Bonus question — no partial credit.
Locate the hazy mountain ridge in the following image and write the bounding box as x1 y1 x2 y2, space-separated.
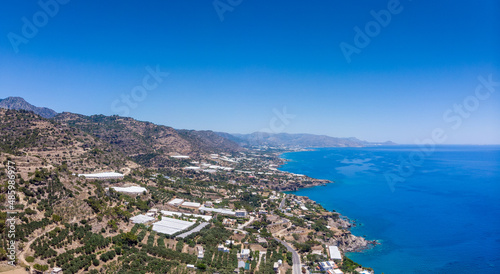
219 132 396 148
0 96 58 118
2 97 393 161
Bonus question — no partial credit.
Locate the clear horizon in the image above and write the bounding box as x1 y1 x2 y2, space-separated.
1 0 499 144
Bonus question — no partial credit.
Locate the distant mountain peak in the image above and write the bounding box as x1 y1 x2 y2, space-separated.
0 96 58 118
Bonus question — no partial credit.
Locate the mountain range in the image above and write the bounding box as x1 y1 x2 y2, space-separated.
218 132 395 148
0 96 395 154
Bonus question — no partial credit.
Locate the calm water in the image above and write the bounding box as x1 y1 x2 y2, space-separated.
281 145 500 274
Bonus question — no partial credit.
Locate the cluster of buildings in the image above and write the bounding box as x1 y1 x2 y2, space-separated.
311 246 370 274
129 196 251 237
167 198 201 209
184 163 234 173
166 198 248 218
179 153 240 173
317 261 343 274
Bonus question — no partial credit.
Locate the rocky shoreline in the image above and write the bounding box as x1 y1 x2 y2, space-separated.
277 178 331 192
328 215 379 252
276 150 378 259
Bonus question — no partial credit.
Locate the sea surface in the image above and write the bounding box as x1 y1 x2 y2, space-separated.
280 145 500 274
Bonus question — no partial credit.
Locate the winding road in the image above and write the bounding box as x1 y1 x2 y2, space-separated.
18 223 59 272
274 237 301 274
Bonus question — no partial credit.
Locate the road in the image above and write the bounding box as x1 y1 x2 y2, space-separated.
237 215 255 230
279 195 287 210
18 223 59 272
227 227 248 235
255 251 266 272
274 237 301 274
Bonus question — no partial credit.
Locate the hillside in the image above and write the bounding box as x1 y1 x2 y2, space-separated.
0 108 130 178
0 109 373 274
176 129 242 154
0 97 58 118
54 112 242 167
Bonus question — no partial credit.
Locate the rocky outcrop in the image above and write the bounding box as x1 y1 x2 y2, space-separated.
327 215 378 252
277 179 330 191
334 233 377 252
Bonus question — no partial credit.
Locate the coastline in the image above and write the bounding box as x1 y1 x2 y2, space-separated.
276 150 377 264
274 145 500 273
272 149 333 191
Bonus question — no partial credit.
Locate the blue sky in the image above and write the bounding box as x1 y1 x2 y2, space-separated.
1 0 499 144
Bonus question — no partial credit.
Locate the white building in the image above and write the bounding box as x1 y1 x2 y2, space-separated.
199 206 236 216
171 155 190 159
109 186 147 194
168 198 184 207
51 267 63 274
152 217 195 235
328 245 342 260
79 172 123 180
319 261 337 271
240 249 250 260
130 214 155 224
197 246 204 259
181 201 201 209
311 250 323 255
218 244 230 253
235 210 247 217
161 210 212 221
147 208 158 217
273 262 280 272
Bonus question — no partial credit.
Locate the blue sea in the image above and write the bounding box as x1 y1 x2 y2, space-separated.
280 145 500 274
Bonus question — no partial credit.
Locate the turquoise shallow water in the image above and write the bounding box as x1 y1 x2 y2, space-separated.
281 145 500 274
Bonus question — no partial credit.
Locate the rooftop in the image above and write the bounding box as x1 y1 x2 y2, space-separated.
79 172 124 179
328 245 342 260
110 186 147 194
152 217 195 235
130 214 155 224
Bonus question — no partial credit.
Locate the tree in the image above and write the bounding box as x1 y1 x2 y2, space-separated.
195 263 207 271
33 264 49 271
52 214 62 222
121 232 138 246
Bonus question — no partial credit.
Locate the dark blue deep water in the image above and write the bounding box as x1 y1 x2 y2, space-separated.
281 145 500 274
